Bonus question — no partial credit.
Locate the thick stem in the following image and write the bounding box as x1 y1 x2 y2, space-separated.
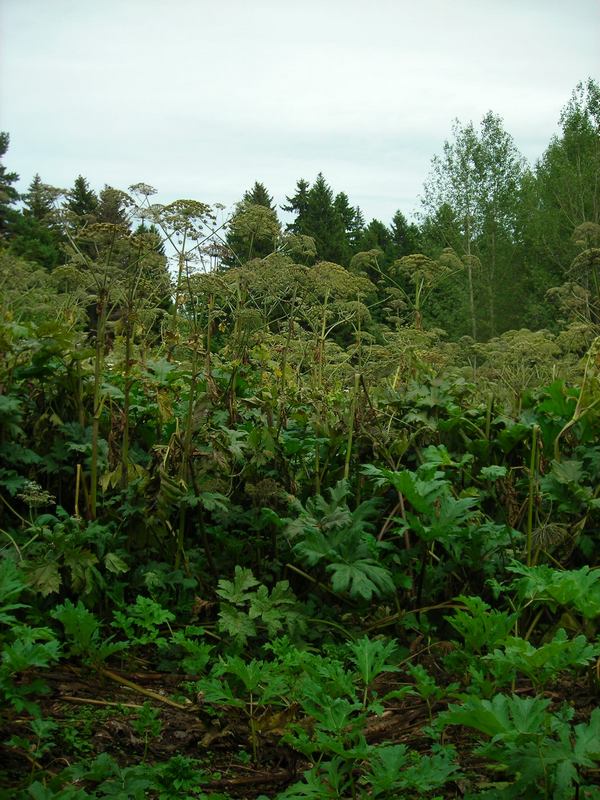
465 225 478 341
121 316 133 491
175 347 199 569
90 299 107 520
526 425 538 567
343 373 361 482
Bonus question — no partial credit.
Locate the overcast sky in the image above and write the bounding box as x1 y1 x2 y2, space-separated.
1 0 599 225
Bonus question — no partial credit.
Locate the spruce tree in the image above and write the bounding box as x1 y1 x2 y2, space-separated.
96 185 131 227
358 219 394 266
390 210 420 258
23 174 55 220
283 178 310 230
243 181 275 210
306 174 346 262
286 173 348 264
10 173 64 269
67 175 98 218
348 206 366 252
0 132 19 238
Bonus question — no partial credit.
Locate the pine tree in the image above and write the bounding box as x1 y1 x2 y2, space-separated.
243 181 275 210
0 132 19 238
10 173 64 269
358 219 394 266
390 210 420 258
334 192 353 226
348 206 366 252
333 192 356 263
226 182 280 264
23 174 54 220
10 214 63 270
282 178 310 231
226 201 280 262
306 174 346 262
286 174 348 264
67 175 98 219
96 185 131 227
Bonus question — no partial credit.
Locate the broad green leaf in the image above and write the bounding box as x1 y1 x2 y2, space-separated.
350 636 399 687
551 459 584 484
104 552 128 574
480 465 508 480
217 566 260 604
328 560 394 600
217 605 256 645
26 561 61 597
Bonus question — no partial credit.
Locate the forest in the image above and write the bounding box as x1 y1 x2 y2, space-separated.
0 77 599 799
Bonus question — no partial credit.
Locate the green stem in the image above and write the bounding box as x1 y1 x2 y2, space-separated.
175 347 199 569
526 425 538 567
90 299 107 520
121 316 133 492
343 373 361 482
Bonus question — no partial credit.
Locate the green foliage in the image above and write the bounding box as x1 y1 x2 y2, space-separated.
132 701 162 761
226 200 280 262
2 82 600 795
288 480 395 601
349 635 400 704
52 600 126 666
361 743 459 798
111 595 175 647
445 595 518 654
442 695 600 798
508 564 600 619
484 629 600 690
0 560 61 716
216 566 306 647
0 131 20 236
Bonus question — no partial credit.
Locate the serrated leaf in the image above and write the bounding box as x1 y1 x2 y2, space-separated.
328 560 394 600
2 637 61 673
217 566 260 604
480 465 508 480
64 549 98 594
217 605 256 645
198 491 230 512
551 459 584 485
52 600 100 657
104 552 128 575
26 561 62 596
0 468 27 495
573 708 600 765
0 558 27 604
350 636 399 687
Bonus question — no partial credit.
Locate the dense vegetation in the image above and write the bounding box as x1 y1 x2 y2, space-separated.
0 79 599 798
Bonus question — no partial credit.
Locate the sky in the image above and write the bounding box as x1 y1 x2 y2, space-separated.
1 0 599 225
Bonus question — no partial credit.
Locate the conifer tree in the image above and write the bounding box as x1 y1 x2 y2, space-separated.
348 206 366 251
0 132 19 238
390 209 420 258
283 178 310 230
23 174 55 220
226 182 280 264
285 174 348 264
9 173 64 269
67 175 98 219
243 181 275 210
96 185 131 227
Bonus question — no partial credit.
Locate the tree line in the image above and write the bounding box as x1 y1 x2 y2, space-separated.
0 78 598 344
